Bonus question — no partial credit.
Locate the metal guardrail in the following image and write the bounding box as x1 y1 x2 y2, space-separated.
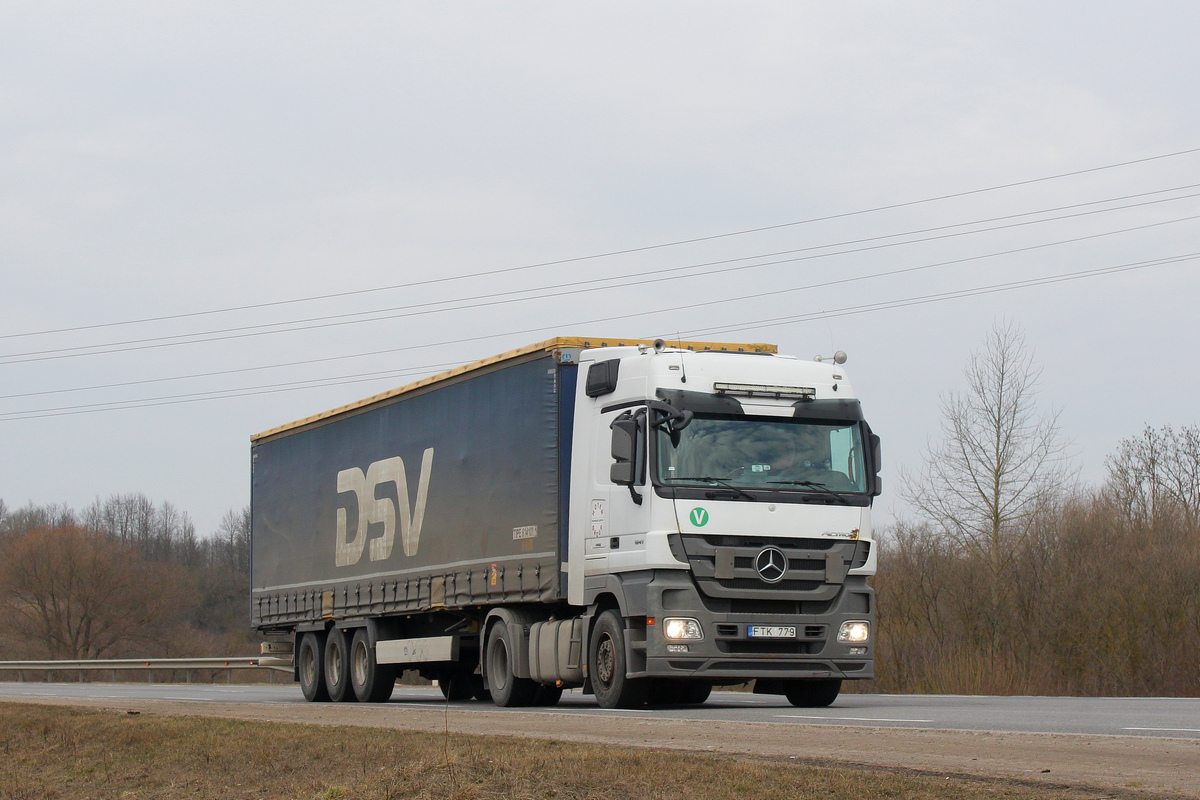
0 656 293 677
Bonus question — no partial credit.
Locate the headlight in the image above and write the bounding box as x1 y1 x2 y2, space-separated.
662 617 703 640
837 620 870 644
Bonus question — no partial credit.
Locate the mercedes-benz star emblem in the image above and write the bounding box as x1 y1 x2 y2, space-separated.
755 546 788 583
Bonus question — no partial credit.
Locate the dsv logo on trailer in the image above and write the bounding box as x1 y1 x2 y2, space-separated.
334 449 434 567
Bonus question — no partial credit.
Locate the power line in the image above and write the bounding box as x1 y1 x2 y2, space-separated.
0 364 456 420
3 252 1194 422
8 180 1198 358
0 360 460 402
679 254 1200 338
6 144 1200 342
5 201 1199 365
7 206 1200 392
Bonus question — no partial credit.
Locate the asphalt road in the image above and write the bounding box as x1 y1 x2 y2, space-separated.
1 681 1197 740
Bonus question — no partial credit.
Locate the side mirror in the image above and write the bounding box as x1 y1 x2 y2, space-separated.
670 409 694 431
869 432 882 497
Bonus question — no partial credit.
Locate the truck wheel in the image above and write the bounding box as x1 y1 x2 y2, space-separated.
350 628 396 703
298 632 330 703
324 629 357 702
589 610 646 709
784 678 842 708
485 621 538 707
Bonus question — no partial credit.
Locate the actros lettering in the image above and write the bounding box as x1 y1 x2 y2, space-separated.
334 449 434 567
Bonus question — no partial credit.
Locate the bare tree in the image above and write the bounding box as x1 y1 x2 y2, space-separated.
0 525 188 658
1106 424 1200 527
214 506 251 573
0 501 76 539
902 321 1072 573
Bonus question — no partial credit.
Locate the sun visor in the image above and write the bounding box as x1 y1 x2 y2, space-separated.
791 398 864 421
655 388 744 415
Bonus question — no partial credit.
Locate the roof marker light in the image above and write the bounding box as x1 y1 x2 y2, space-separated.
712 382 816 400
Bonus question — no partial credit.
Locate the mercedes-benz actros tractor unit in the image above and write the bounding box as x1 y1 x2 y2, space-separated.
250 336 881 709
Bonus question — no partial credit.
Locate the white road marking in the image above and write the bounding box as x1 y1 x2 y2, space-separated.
1122 727 1200 733
776 714 935 723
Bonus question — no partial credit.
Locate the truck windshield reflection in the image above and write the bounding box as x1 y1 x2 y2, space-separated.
656 415 867 494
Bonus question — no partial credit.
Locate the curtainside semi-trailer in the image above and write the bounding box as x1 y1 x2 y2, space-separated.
250 336 881 709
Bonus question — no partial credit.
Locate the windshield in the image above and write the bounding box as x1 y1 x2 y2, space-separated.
656 414 868 494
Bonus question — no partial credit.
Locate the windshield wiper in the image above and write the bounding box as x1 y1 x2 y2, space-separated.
664 476 757 501
767 480 852 505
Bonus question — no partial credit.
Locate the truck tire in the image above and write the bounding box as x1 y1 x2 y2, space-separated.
298 632 330 703
784 678 841 708
350 628 396 703
324 629 357 702
589 610 647 709
486 621 538 707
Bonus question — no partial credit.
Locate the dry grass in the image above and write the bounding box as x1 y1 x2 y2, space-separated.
0 702 1104 800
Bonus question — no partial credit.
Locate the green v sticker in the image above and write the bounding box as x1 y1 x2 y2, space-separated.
689 507 709 527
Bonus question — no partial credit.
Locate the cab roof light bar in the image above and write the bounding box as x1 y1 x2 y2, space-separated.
712 382 816 400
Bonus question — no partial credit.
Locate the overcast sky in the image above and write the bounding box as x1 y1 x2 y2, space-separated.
3 3 1199 535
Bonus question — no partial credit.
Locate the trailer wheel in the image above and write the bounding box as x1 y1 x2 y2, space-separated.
485 621 538 707
298 632 330 703
589 610 646 709
350 628 396 703
784 678 842 708
324 629 357 702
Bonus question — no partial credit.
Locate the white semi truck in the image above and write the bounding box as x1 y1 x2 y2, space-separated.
250 336 880 708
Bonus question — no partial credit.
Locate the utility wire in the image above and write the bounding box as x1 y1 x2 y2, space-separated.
7 205 1200 391
7 181 1198 359
0 364 455 420
6 144 1200 341
5 202 1200 365
0 360 461 401
680 254 1200 339
3 252 1194 422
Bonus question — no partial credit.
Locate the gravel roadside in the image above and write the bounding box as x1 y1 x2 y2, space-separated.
5 694 1198 798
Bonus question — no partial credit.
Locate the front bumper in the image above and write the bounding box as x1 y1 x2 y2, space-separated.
632 570 874 682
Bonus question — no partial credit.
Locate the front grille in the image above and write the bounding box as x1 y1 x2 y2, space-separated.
734 556 825 571
718 640 819 655
673 533 860 602
716 578 822 592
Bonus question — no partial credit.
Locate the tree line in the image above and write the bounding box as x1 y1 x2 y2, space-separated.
873 323 1200 696
0 495 253 660
3 323 1196 697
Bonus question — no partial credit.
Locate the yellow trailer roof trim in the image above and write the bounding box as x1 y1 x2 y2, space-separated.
251 336 777 441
